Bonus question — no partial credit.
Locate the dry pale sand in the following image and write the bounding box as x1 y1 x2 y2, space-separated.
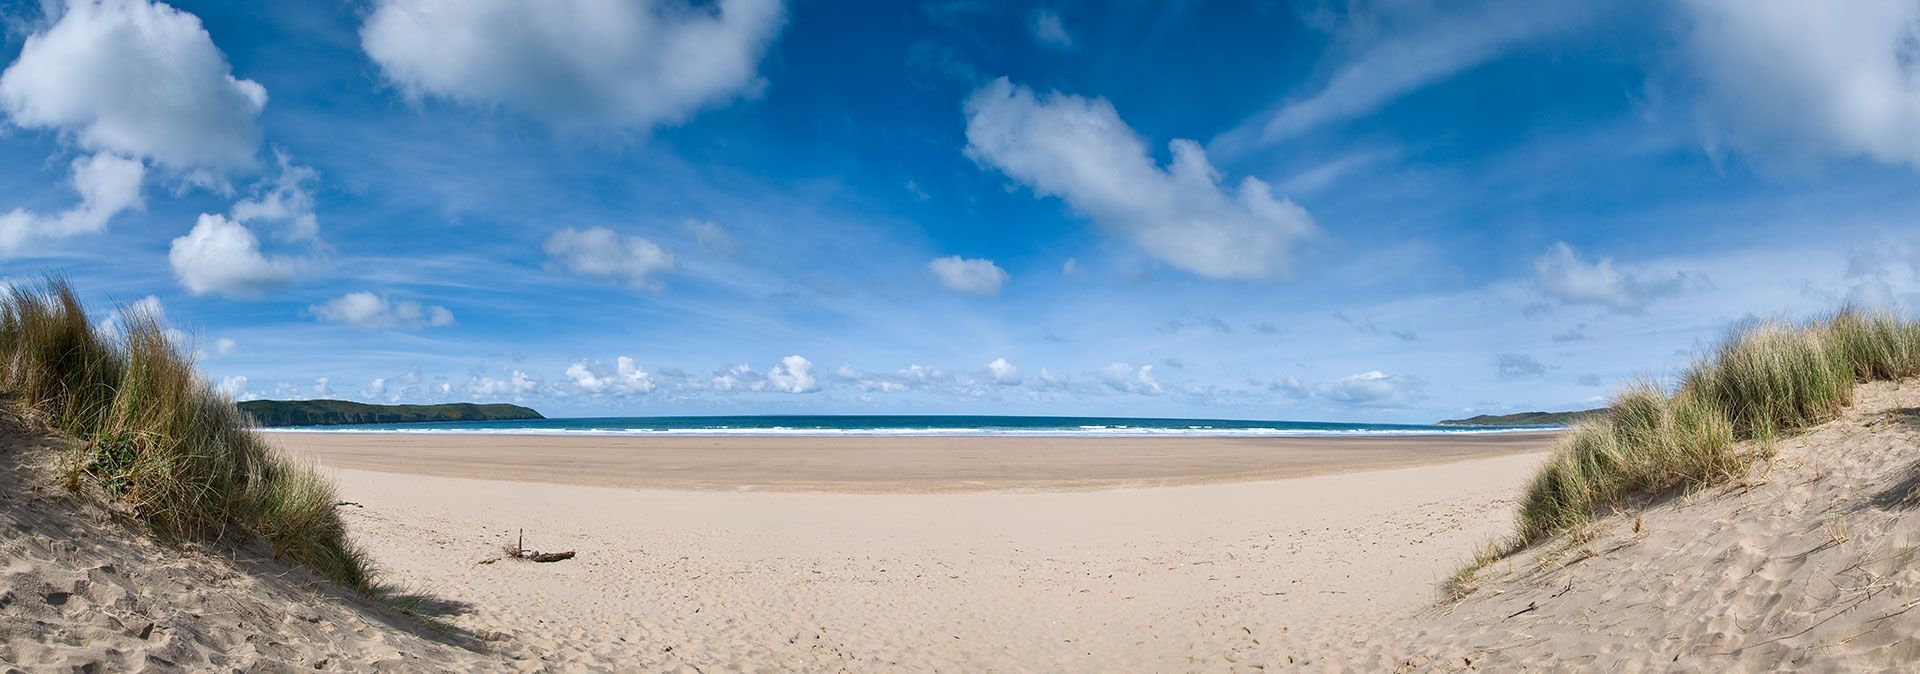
0 414 498 673
311 437 1553 671
1260 380 1920 671
22 393 1920 672
267 430 1555 492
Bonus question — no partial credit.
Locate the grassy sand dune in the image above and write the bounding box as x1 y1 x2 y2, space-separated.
1260 378 1920 671
0 280 371 591
1486 311 1920 568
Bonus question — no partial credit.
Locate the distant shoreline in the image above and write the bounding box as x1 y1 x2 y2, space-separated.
262 424 1561 438
257 412 1569 437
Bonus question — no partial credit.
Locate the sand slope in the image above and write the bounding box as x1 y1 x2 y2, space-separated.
0 415 497 673
1258 380 1920 671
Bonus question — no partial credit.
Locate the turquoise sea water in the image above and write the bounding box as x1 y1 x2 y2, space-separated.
265 414 1552 437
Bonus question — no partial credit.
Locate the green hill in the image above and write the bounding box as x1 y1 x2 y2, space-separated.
1436 408 1605 427
238 399 544 427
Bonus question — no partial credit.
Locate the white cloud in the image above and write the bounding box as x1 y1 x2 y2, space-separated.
169 155 325 295
710 355 818 394
1680 0 1920 168
544 227 676 290
1316 370 1425 407
96 295 189 349
169 214 295 297
1029 9 1072 49
310 291 456 330
928 255 1010 296
231 152 321 242
218 375 248 399
683 219 736 255
565 356 657 395
363 378 388 397
986 357 1021 385
965 77 1317 279
360 0 786 132
0 0 265 170
1098 362 1162 395
213 337 237 357
1213 1 1585 153
0 152 145 254
765 354 817 394
313 376 334 396
1533 242 1686 314
466 370 538 398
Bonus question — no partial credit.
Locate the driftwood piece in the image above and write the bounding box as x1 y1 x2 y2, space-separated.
495 529 575 563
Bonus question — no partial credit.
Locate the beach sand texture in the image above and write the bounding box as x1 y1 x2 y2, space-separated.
268 430 1555 492
324 449 1547 671
14 388 1920 672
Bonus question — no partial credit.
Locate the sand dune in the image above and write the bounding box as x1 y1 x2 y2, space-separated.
1258 380 1920 671
0 416 497 672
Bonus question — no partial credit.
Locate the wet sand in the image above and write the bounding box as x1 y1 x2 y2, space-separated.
268 430 1558 492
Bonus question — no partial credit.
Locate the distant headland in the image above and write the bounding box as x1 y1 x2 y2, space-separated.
238 399 544 427
1436 408 1604 427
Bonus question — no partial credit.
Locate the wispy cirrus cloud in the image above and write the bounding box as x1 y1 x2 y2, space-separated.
1212 0 1592 155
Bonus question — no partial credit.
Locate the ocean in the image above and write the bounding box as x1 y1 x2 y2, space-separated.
263 414 1552 437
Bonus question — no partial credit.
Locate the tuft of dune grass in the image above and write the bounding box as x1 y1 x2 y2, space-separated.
0 279 373 592
1452 308 1920 596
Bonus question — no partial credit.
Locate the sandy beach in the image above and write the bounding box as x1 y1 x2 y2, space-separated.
269 430 1556 492
278 432 1556 670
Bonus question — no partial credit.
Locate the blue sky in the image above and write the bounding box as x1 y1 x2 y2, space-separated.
2 0 1918 422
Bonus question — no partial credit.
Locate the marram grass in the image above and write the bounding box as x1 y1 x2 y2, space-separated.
0 279 372 592
1453 308 1920 596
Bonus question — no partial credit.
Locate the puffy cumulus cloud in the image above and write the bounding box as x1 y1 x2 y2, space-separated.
309 292 456 330
1680 0 1920 169
928 256 1009 296
1533 242 1686 314
985 357 1021 385
362 378 388 397
1098 362 1162 395
1496 352 1553 378
169 214 295 297
965 78 1317 279
1029 9 1072 49
1316 370 1426 407
765 355 817 394
0 152 144 255
709 355 818 394
565 356 657 395
0 0 265 171
169 156 327 295
544 227 676 290
360 0 786 132
312 377 334 396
